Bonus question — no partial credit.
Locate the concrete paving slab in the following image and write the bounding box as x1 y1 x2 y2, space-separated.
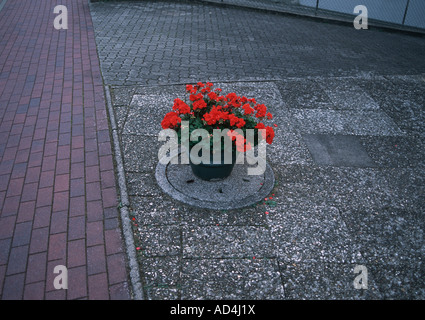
359 136 425 168
289 109 404 136
339 207 425 265
180 258 285 300
121 135 163 173
137 225 181 257
320 80 380 111
302 134 376 167
89 0 425 300
379 167 425 212
141 256 181 287
274 165 399 211
129 196 182 226
181 204 266 226
125 172 164 197
269 205 363 264
124 95 171 136
183 226 275 259
366 263 425 299
108 76 425 299
279 262 379 299
277 79 334 109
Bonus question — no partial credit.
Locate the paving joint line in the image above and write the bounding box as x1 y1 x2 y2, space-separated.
102 73 425 89
104 85 145 300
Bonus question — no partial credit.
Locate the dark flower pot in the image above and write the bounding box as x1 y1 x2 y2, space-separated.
189 149 237 181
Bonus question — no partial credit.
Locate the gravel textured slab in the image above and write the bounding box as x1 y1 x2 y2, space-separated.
269 205 364 264
183 226 275 259
108 76 425 299
289 109 404 136
181 258 285 300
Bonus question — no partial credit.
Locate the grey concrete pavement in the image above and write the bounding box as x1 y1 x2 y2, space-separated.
89 0 425 299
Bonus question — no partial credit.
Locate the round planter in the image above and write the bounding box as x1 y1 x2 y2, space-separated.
189 148 237 181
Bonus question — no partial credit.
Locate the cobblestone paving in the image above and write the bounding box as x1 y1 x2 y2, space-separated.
90 0 425 86
90 1 425 300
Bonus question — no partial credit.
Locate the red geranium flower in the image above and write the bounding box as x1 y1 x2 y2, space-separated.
203 106 229 125
208 91 218 101
163 82 276 155
192 99 207 111
172 98 191 114
255 104 267 118
201 87 211 94
228 114 246 128
242 103 255 115
265 126 275 144
189 93 203 101
161 112 181 129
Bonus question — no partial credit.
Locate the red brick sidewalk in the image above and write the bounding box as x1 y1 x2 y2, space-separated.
0 0 131 299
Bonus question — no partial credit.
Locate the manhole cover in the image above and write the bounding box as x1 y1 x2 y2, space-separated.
155 152 275 210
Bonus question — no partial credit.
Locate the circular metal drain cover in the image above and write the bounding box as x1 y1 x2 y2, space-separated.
155 152 275 210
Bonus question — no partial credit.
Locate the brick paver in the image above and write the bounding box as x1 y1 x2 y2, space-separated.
0 0 131 299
